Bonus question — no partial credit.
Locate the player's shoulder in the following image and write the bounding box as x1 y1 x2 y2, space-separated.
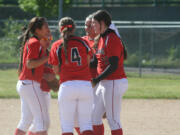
81 36 91 44
70 36 88 45
71 36 84 41
101 28 117 38
51 39 63 49
82 36 88 40
105 29 120 42
28 37 40 48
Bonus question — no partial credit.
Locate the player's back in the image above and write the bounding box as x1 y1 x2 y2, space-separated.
57 36 91 83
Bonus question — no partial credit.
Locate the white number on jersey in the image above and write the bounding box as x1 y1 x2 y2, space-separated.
71 47 81 66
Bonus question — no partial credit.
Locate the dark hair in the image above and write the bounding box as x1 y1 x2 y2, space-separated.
93 10 112 27
93 10 128 60
120 38 128 60
93 10 112 50
59 17 75 63
18 17 47 75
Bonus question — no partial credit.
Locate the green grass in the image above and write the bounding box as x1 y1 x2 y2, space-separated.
0 69 180 99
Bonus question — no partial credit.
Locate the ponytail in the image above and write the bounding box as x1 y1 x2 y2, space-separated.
123 44 128 60
59 17 76 64
62 27 71 63
18 28 30 75
120 38 128 60
93 34 100 50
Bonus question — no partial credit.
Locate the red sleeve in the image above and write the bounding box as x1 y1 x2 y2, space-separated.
106 34 122 58
27 41 41 60
48 43 59 65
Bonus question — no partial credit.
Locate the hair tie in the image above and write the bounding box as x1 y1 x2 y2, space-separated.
60 25 73 32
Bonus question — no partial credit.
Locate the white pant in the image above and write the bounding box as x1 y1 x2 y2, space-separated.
58 80 93 133
29 91 51 132
74 85 97 128
92 79 128 130
16 80 50 132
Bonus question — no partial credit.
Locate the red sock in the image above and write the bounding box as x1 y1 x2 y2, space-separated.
14 128 26 135
111 128 123 135
27 131 36 135
62 133 73 135
75 127 81 135
93 124 104 135
82 130 94 135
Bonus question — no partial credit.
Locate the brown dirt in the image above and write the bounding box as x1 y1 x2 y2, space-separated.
0 99 180 135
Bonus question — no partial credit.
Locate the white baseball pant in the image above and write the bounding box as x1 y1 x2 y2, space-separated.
16 80 50 132
92 78 128 130
58 80 93 133
28 91 51 132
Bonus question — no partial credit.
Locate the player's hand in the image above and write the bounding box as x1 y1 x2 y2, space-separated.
91 78 98 88
43 73 55 82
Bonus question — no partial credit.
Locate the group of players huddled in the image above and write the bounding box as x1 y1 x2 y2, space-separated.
14 9 128 135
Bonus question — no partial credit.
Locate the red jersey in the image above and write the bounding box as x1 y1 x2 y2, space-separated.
49 36 92 84
40 65 55 92
96 30 126 80
82 36 97 78
19 37 45 83
82 36 95 53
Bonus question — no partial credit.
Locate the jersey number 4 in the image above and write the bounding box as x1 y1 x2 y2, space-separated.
71 47 81 66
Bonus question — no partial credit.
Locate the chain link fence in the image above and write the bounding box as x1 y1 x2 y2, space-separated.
0 19 180 75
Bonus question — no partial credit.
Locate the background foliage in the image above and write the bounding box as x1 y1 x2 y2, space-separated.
18 0 72 17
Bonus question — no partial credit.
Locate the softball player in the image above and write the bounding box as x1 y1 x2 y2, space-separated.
48 17 94 135
74 14 99 135
27 36 55 135
15 17 50 135
27 65 52 135
91 10 128 135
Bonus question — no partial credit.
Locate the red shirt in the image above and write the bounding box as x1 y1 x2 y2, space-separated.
19 37 45 83
49 36 92 84
96 30 126 80
82 36 97 78
40 66 55 92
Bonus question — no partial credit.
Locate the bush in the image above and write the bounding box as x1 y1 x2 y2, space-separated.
0 18 25 63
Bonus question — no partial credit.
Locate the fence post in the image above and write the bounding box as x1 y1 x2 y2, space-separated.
59 0 63 19
139 28 143 77
102 0 105 7
151 28 154 71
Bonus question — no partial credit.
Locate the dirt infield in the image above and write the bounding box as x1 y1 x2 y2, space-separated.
0 99 180 135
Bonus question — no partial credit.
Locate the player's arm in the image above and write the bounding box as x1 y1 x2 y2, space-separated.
87 54 91 67
26 40 49 69
92 35 121 86
52 65 60 74
89 54 97 68
92 56 118 86
26 56 48 69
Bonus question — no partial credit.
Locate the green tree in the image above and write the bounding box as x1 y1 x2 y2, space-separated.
18 0 71 18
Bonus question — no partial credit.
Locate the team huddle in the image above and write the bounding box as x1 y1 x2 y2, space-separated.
14 10 128 135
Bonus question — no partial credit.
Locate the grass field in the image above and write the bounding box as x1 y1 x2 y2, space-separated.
0 69 180 99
